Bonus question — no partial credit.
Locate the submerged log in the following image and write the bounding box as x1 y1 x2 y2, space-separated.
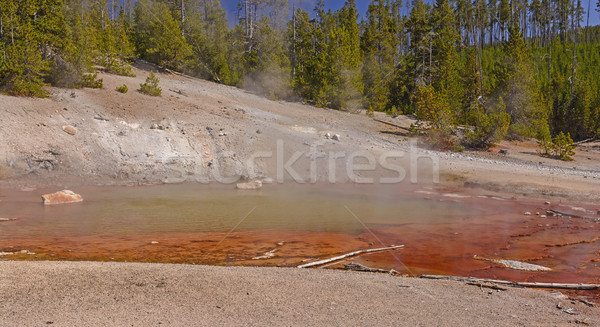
420 275 600 290
298 245 404 269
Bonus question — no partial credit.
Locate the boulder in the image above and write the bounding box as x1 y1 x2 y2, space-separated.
41 190 83 205
62 125 77 135
236 180 262 190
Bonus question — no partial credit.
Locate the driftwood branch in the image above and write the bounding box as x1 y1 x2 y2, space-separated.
373 118 411 132
546 209 598 221
298 245 404 269
420 275 600 290
466 282 508 291
574 138 598 145
343 263 391 273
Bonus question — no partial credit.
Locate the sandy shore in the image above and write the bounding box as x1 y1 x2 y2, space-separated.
0 261 598 326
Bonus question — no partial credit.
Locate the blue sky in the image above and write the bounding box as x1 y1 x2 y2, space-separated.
219 0 600 27
220 1 373 26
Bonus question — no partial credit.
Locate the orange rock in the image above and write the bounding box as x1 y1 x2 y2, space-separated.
62 125 77 135
42 190 83 205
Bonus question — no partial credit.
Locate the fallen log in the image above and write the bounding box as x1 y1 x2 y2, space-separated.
343 263 390 273
372 118 411 132
298 245 404 269
546 209 599 221
574 138 598 145
420 275 600 290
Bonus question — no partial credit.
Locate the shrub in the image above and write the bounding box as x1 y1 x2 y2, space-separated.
116 84 128 93
81 73 103 88
537 124 553 155
464 110 510 149
413 85 459 151
552 132 575 161
537 129 576 161
140 72 161 96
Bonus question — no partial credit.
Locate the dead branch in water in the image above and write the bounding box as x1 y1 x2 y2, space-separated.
466 282 508 291
343 263 393 274
546 209 598 221
298 245 404 269
420 275 600 290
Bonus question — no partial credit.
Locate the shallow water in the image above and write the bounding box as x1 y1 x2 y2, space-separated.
0 183 598 301
0 183 477 237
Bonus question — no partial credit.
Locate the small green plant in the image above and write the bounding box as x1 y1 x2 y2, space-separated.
537 124 553 155
366 105 375 117
464 111 510 149
116 84 128 93
552 132 575 161
140 72 161 96
537 129 576 161
81 73 103 88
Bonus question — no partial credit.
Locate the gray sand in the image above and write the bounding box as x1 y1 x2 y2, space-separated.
1 261 597 326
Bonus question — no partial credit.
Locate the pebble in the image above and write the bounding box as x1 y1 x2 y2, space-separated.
332 134 341 141
540 215 547 218
524 212 531 216
544 201 551 205
324 133 331 139
151 241 159 244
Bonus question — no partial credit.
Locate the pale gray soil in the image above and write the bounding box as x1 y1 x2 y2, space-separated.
0 261 598 326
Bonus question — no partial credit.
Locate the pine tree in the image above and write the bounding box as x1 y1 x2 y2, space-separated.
0 0 69 96
133 0 190 69
499 24 547 138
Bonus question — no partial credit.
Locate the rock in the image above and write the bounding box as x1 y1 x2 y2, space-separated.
535 212 540 215
41 190 83 205
151 241 159 244
544 201 551 205
62 125 77 135
262 177 274 184
146 152 154 157
540 215 547 218
236 180 262 190
524 212 531 215
324 132 331 139
256 129 262 134
332 134 341 141
499 149 508 155
150 123 159 129
0 218 11 221
218 131 225 136
597 210 600 215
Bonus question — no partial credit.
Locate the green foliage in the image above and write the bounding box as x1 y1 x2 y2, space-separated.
537 129 576 160
537 124 553 155
413 85 458 150
116 84 128 93
133 0 190 69
464 109 511 149
81 73 103 88
140 72 161 96
551 132 576 160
